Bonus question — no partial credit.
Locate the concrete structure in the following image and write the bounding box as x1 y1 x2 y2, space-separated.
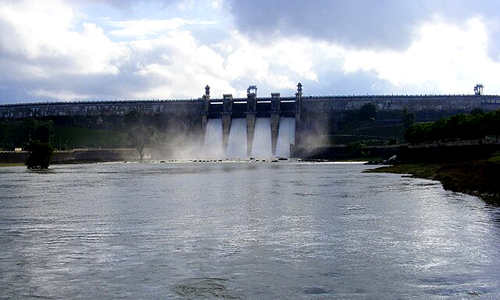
201 84 300 157
2 85 500 155
2 89 499 121
199 84 500 156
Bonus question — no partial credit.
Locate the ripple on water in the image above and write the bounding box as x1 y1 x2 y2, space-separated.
302 286 329 295
171 278 240 299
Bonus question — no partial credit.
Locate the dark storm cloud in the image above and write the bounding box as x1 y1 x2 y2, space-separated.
227 0 429 49
226 0 500 54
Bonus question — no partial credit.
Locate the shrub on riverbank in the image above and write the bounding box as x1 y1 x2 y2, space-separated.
25 142 55 169
404 109 500 144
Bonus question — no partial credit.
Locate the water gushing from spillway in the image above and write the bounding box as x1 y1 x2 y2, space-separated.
203 118 223 159
225 118 248 159
203 117 294 160
251 118 272 159
275 117 295 158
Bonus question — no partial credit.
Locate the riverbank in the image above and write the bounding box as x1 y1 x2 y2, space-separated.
0 148 138 165
366 159 500 201
0 163 24 167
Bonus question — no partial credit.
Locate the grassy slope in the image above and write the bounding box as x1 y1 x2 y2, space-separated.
0 163 25 167
53 127 128 149
331 121 404 145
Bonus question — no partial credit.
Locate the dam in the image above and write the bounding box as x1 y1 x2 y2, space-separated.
1 83 500 159
200 85 300 158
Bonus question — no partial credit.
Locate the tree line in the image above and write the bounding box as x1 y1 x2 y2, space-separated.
404 108 500 145
0 119 53 150
1 112 157 167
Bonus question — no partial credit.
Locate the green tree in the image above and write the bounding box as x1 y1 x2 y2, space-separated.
128 124 156 162
460 113 485 141
25 141 55 169
404 122 431 144
0 122 6 149
404 109 500 145
446 114 469 141
124 110 157 162
485 110 500 141
21 120 55 169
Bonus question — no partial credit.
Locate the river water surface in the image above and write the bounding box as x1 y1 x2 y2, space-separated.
1 162 499 299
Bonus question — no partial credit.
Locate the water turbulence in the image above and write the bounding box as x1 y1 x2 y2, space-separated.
251 118 272 158
203 118 223 159
275 117 296 158
225 118 247 159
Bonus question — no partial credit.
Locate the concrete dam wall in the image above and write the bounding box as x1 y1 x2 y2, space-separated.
2 93 499 121
0 100 204 119
1 84 500 159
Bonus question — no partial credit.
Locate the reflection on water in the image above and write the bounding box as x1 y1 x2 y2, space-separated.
0 162 500 299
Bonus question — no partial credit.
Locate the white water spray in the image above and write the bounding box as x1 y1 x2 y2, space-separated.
251 118 272 159
275 117 296 158
203 118 223 159
225 118 248 159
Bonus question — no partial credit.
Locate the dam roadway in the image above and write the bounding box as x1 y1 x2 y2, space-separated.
1 94 500 120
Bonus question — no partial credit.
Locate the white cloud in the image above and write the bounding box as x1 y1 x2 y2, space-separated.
124 30 232 99
30 89 92 101
215 32 326 96
342 18 500 94
2 0 500 103
0 0 77 59
0 0 125 78
107 18 216 39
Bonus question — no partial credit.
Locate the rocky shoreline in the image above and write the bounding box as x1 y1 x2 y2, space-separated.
366 159 500 202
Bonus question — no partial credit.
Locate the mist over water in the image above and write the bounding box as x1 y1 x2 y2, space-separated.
225 118 247 159
275 117 295 158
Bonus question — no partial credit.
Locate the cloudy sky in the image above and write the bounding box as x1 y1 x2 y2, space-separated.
1 0 500 104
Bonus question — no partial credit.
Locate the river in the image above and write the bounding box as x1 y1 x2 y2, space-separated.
1 162 499 299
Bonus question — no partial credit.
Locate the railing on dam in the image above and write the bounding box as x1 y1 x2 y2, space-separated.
1 93 500 120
